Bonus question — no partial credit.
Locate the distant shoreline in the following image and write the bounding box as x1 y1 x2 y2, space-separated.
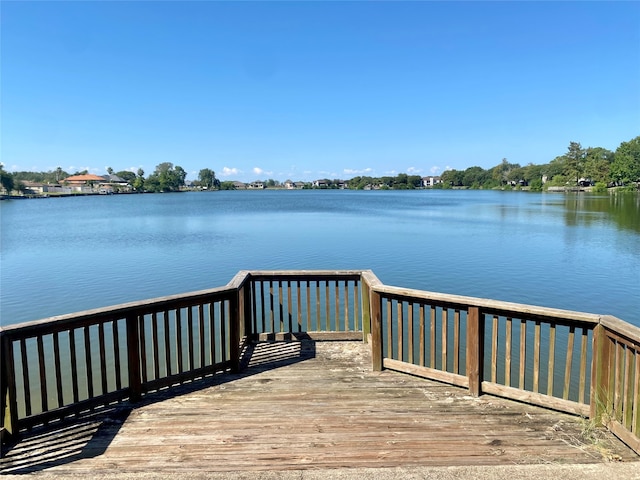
2 186 638 201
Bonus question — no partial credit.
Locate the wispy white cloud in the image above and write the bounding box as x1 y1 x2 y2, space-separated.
221 166 241 177
430 166 442 175
406 166 421 174
252 167 273 177
344 167 373 175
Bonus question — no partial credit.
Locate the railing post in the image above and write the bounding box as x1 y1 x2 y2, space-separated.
591 323 613 424
126 314 142 402
370 289 383 371
1 333 19 444
466 307 484 396
229 291 241 373
361 279 371 343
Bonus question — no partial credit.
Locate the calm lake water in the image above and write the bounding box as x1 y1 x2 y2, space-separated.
1 190 639 328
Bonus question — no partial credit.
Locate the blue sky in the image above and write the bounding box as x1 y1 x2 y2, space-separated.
2 1 639 182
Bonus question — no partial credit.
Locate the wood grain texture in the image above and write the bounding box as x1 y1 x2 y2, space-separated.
2 340 636 475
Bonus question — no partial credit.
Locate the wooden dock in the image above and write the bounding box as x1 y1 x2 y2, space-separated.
1 340 637 476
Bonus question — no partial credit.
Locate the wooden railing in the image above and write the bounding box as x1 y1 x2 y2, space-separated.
1 270 638 455
246 271 363 337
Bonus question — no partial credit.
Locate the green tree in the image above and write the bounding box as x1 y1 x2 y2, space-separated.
198 168 219 189
441 169 463 187
408 175 422 188
490 158 520 186
564 141 586 186
583 147 614 184
611 136 640 185
1 164 15 194
116 170 137 184
146 162 186 192
219 181 236 190
462 166 489 188
133 168 145 192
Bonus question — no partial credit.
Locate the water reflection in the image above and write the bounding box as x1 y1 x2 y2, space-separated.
562 193 640 233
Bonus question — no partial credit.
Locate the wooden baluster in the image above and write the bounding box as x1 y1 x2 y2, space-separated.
563 326 575 400
453 310 460 375
187 307 194 371
334 281 340 331
430 306 436 369
269 281 275 333
442 308 448 371
315 281 321 331
466 307 483 397
590 324 612 423
633 351 639 438
297 280 302 332
114 320 122 391
99 323 108 395
220 301 227 361
163 310 171 376
306 281 312 331
176 309 183 374
579 328 588 404
251 280 258 335
491 315 498 383
623 346 634 428
533 321 541 393
547 324 556 396
199 304 206 369
230 292 241 373
84 326 94 399
344 280 351 332
69 329 79 403
386 299 393 360
287 280 293 332
325 281 330 331
519 320 526 390
419 304 425 367
260 281 266 333
354 281 360 332
614 340 624 421
37 335 48 413
397 300 403 362
505 317 512 387
361 280 370 341
408 303 414 364
278 281 284 333
53 332 64 408
209 302 217 365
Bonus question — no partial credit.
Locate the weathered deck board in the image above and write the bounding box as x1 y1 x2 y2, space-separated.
1 340 637 475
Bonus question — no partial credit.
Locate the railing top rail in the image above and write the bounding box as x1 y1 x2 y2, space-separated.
0 285 237 337
247 270 364 280
360 270 383 287
372 284 603 326
248 270 363 277
601 314 640 344
226 270 251 289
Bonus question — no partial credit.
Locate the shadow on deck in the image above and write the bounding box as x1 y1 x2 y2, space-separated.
1 339 637 476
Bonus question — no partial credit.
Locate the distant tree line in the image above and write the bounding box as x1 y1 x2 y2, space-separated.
2 136 638 195
436 137 640 191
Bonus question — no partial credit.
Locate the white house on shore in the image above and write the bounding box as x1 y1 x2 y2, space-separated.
422 176 442 187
